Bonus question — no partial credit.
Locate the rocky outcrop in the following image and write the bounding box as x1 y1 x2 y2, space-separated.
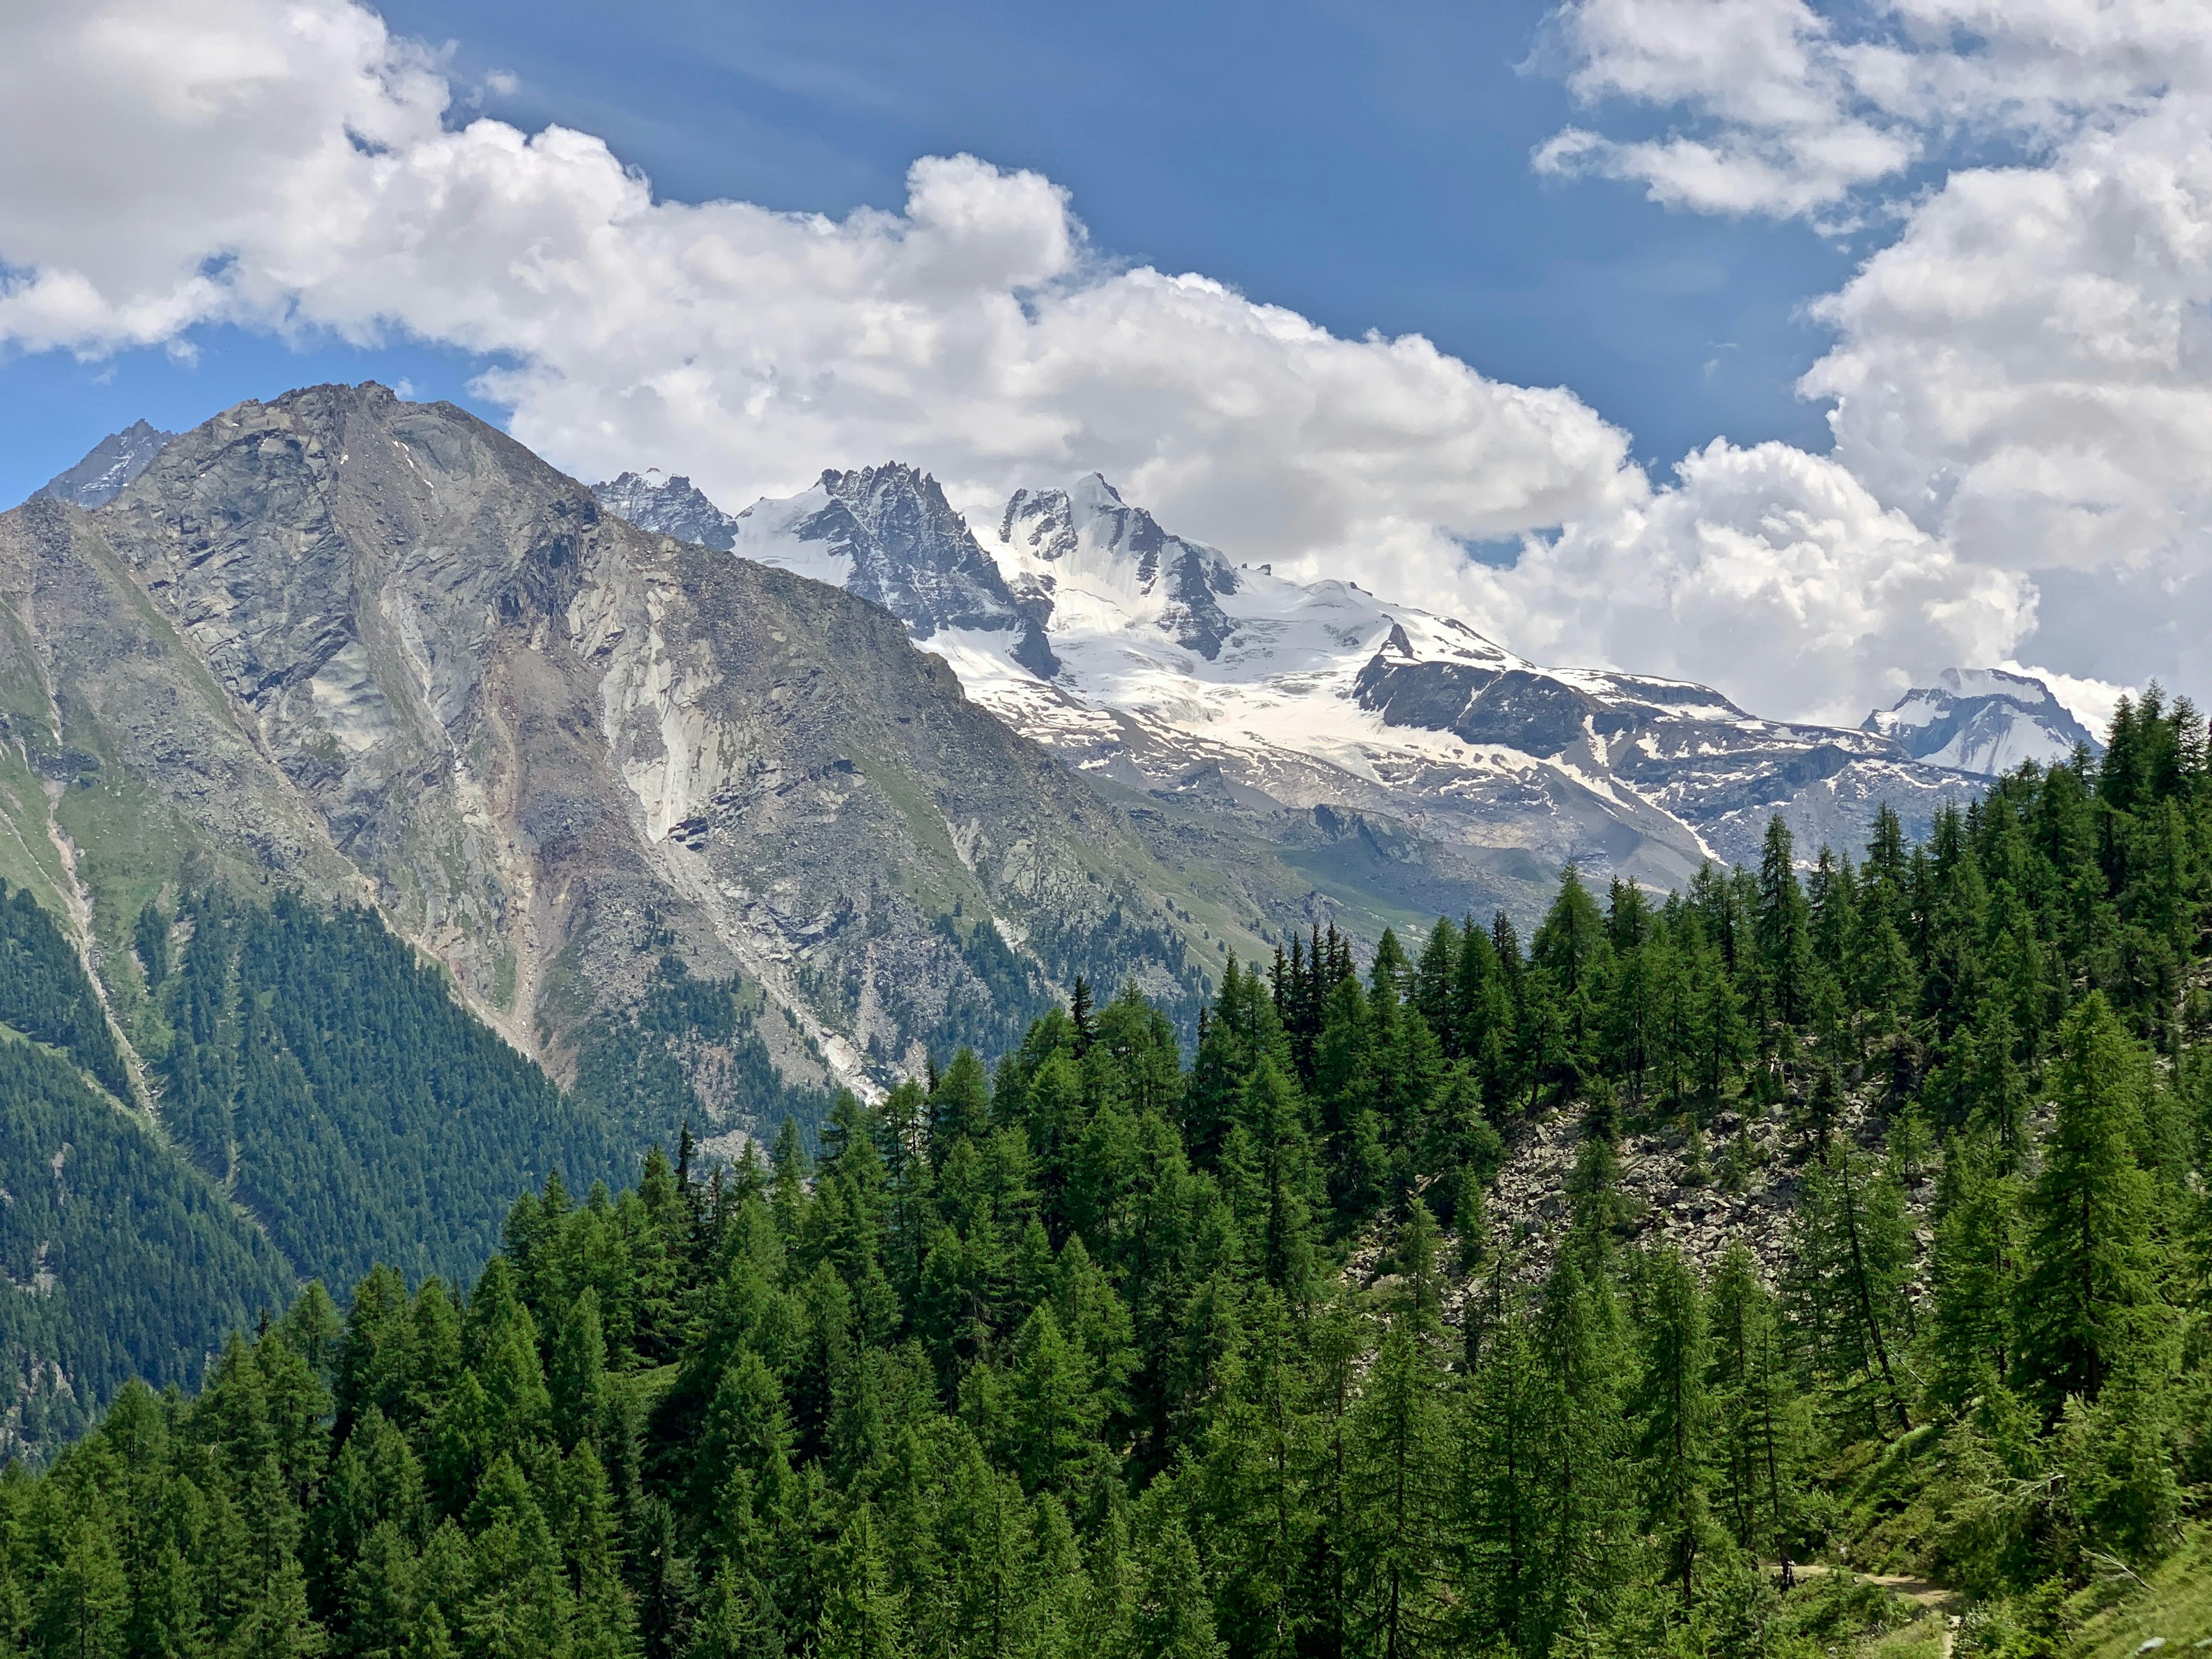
31 420 174 509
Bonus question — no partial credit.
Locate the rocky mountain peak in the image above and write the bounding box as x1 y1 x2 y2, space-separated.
786 463 1054 672
993 473 1240 659
32 417 177 509
592 469 742 550
1863 666 2100 775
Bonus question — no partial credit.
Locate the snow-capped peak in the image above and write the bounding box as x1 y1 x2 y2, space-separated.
1863 668 2100 775
996 474 1241 659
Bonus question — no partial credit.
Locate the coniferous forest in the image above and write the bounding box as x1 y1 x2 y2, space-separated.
4 692 2212 1657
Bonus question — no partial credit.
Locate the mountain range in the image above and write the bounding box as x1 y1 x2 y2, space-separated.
594 462 2075 909
10 402 2091 1127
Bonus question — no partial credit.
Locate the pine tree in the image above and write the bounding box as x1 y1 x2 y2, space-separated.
1457 1303 1546 1653
1348 1318 1450 1659
1630 1249 1714 1607
2016 993 2165 1411
816 1504 908 1659
555 1444 638 1658
461 1458 573 1659
1008 1303 1104 1495
1707 1243 1802 1563
551 1288 612 1452
1131 1502 1223 1659
1925 1132 2025 1410
345 1521 418 1659
1533 1252 1629 1649
36 1511 130 1659
1755 816 1814 1033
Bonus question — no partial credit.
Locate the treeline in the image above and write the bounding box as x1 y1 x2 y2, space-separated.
3 691 2209 1657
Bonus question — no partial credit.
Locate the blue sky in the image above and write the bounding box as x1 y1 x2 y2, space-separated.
1 0 1854 504
4 0 2203 722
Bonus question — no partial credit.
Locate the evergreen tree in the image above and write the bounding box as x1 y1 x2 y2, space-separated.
1347 1318 1449 1658
1630 1249 1714 1607
2016 994 2165 1411
817 1504 907 1659
1707 1243 1802 1564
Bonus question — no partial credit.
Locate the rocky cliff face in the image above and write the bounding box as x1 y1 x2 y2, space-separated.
0 386 1268 1139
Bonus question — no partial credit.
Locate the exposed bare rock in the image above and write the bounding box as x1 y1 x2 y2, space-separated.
0 384 1278 1143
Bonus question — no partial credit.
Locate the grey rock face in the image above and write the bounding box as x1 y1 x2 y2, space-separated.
592 470 742 550
800 463 1025 639
0 385 1272 1131
32 420 176 509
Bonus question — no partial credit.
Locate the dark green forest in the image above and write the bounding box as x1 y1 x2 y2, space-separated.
149 890 631 1293
6 693 2209 1656
0 884 636 1460
0 1036 295 1453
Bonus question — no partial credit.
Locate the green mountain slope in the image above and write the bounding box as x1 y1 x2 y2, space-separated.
0 880 294 1458
0 381 1348 1465
0 863 644 1463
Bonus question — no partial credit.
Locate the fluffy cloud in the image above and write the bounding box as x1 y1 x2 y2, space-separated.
1481 440 2032 725
1533 0 1920 218
1805 95 2212 688
1535 0 2199 220
1544 0 2212 699
0 0 1633 543
0 0 2036 724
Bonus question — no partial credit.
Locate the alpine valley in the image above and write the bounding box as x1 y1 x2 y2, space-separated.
0 385 2077 1456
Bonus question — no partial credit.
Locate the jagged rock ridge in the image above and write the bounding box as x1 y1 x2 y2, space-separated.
999 474 1240 659
31 419 174 509
599 463 1060 679
592 469 742 551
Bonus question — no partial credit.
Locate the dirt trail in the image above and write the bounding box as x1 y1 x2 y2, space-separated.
1779 1564 1962 1656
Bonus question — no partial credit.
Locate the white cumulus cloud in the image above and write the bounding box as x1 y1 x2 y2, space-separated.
1542 0 2212 703
0 0 2039 725
1477 440 2033 725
